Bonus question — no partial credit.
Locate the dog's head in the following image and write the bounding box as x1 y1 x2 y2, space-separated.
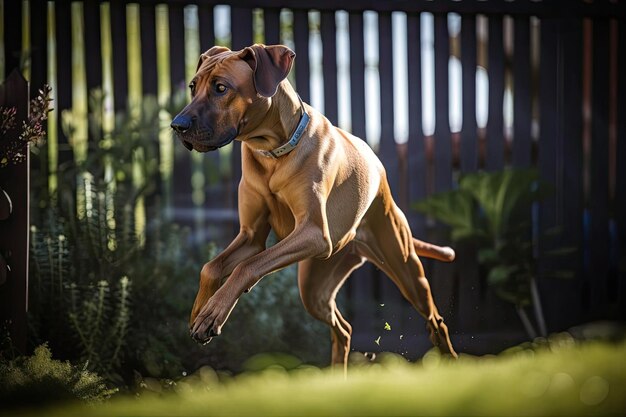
171 44 295 152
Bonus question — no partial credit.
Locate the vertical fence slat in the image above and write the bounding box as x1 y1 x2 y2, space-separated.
560 17 584 327
169 4 193 214
378 12 398 193
538 16 559 329
405 11 432 340
345 10 375 341
434 13 452 192
55 0 74 165
513 16 532 167
461 14 478 172
431 12 455 325
198 4 221 211
589 17 610 311
539 16 564 331
349 12 366 140
3 0 22 75
29 0 48 94
407 12 425 234
618 18 626 318
168 4 185 91
293 10 310 103
198 4 215 52
321 11 338 126
230 7 253 228
457 14 481 334
264 8 281 45
375 11 404 335
111 2 128 113
487 15 505 171
29 0 49 189
140 3 157 96
84 1 102 93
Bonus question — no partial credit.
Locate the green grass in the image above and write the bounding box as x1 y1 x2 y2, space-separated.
9 339 626 417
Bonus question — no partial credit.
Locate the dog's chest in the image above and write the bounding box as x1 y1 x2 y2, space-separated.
265 194 295 240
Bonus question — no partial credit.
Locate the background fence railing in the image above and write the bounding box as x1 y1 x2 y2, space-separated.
2 0 625 355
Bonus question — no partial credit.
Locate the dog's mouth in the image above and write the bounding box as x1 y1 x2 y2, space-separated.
182 140 217 152
178 133 236 153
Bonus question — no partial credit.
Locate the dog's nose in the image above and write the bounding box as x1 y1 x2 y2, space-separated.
171 114 193 133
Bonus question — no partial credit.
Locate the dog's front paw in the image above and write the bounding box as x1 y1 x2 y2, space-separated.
190 296 235 344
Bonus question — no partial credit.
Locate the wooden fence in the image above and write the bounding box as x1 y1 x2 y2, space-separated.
3 0 626 355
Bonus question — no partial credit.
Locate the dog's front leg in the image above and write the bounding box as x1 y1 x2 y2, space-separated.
189 229 268 331
190 222 330 341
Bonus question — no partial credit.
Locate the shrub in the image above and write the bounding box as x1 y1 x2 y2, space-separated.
0 344 116 409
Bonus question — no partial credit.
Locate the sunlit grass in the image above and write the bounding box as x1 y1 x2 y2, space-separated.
12 339 626 417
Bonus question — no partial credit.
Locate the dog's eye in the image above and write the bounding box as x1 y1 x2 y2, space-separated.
215 83 227 94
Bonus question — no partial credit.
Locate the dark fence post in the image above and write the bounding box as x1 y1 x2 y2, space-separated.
559 17 584 327
230 7 254 235
512 16 532 168
169 3 194 222
3 0 22 77
538 16 585 331
264 8 281 45
431 12 456 325
111 1 129 114
0 70 30 353
321 11 338 126
461 14 478 173
140 3 158 97
487 15 505 171
589 16 610 313
406 12 424 234
293 10 311 103
29 0 49 201
55 0 75 166
618 17 626 319
456 13 481 337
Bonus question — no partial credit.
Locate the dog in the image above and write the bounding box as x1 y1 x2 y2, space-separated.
171 44 458 371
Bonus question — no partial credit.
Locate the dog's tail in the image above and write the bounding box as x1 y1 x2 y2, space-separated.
413 238 455 262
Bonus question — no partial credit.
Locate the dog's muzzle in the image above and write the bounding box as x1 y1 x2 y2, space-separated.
171 114 193 134
171 114 216 152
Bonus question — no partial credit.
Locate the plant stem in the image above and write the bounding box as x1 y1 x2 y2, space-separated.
516 305 538 340
530 276 547 337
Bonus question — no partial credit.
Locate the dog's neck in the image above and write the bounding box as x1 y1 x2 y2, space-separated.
238 81 304 153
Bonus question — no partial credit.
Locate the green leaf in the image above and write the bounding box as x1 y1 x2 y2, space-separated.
384 322 391 331
459 168 548 238
413 190 477 242
487 265 517 285
478 248 498 264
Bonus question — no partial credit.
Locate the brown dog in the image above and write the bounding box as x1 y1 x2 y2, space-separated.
171 44 458 371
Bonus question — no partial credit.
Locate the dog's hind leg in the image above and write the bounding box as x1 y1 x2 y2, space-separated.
356 196 458 358
297 245 365 373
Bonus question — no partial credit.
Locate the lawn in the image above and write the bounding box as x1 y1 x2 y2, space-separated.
9 337 626 417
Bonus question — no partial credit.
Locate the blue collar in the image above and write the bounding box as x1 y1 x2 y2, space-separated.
260 94 309 159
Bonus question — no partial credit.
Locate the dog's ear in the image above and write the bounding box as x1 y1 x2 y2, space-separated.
239 44 295 97
196 46 231 72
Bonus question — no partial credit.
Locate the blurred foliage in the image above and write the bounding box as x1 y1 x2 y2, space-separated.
413 169 575 338
12 337 626 417
0 344 116 410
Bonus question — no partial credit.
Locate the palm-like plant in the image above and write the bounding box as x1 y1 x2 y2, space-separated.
414 168 573 339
